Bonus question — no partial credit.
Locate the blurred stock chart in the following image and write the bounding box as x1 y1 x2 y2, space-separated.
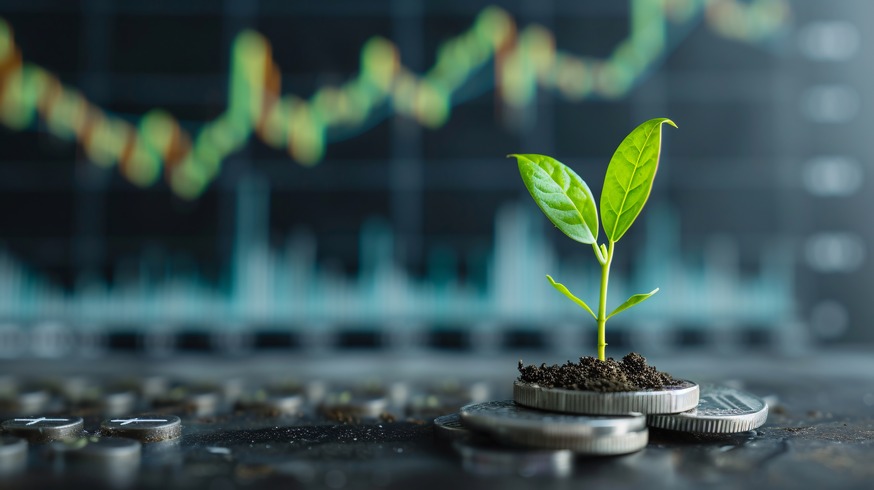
0 0 870 358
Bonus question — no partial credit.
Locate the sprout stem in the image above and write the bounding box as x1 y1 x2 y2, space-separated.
596 240 615 361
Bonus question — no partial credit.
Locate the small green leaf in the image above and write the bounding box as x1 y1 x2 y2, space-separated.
601 118 676 242
511 154 599 244
547 275 597 320
607 288 659 319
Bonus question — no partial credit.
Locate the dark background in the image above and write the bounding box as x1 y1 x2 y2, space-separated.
0 0 870 356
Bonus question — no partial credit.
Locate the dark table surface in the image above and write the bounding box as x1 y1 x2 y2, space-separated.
0 348 872 489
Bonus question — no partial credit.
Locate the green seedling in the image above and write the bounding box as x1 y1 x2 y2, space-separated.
510 117 676 361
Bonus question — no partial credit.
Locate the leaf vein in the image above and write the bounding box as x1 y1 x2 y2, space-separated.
607 123 659 238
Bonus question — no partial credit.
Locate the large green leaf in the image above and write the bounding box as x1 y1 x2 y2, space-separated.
546 275 597 320
511 154 599 244
600 118 676 242
607 288 659 319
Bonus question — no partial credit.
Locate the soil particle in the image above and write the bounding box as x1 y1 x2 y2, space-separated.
517 352 680 392
783 427 811 434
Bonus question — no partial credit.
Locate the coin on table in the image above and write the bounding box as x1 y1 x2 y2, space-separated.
459 400 647 455
236 388 304 416
100 414 182 442
1 416 84 443
433 412 476 442
319 387 389 418
514 380 699 415
646 385 768 434
0 435 27 469
453 438 573 477
66 437 142 463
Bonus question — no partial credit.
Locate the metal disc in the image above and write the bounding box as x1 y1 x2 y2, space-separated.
319 388 389 418
433 412 474 442
646 385 769 433
100 414 182 442
460 400 648 455
452 438 573 477
0 435 27 468
64 437 142 488
1 416 84 443
236 388 304 416
67 437 142 463
514 380 699 415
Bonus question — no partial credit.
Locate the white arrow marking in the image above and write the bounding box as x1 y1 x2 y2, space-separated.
110 418 168 426
14 417 70 426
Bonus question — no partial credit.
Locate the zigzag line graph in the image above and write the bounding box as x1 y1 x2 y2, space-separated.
0 0 788 198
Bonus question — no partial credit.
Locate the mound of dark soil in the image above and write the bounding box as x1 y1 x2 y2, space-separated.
517 352 680 392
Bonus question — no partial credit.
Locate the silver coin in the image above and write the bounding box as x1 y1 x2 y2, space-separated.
0 435 27 468
67 437 142 463
460 400 648 455
514 379 699 415
78 387 138 417
100 414 182 442
0 387 50 414
319 388 389 418
452 438 573 477
237 389 304 415
154 385 221 416
407 393 472 418
647 385 769 433
1 416 84 443
433 412 474 442
64 437 142 488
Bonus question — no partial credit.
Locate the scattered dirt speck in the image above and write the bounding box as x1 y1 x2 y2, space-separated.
783 426 811 434
322 410 360 424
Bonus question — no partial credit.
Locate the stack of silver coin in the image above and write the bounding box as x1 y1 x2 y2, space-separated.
436 381 768 476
